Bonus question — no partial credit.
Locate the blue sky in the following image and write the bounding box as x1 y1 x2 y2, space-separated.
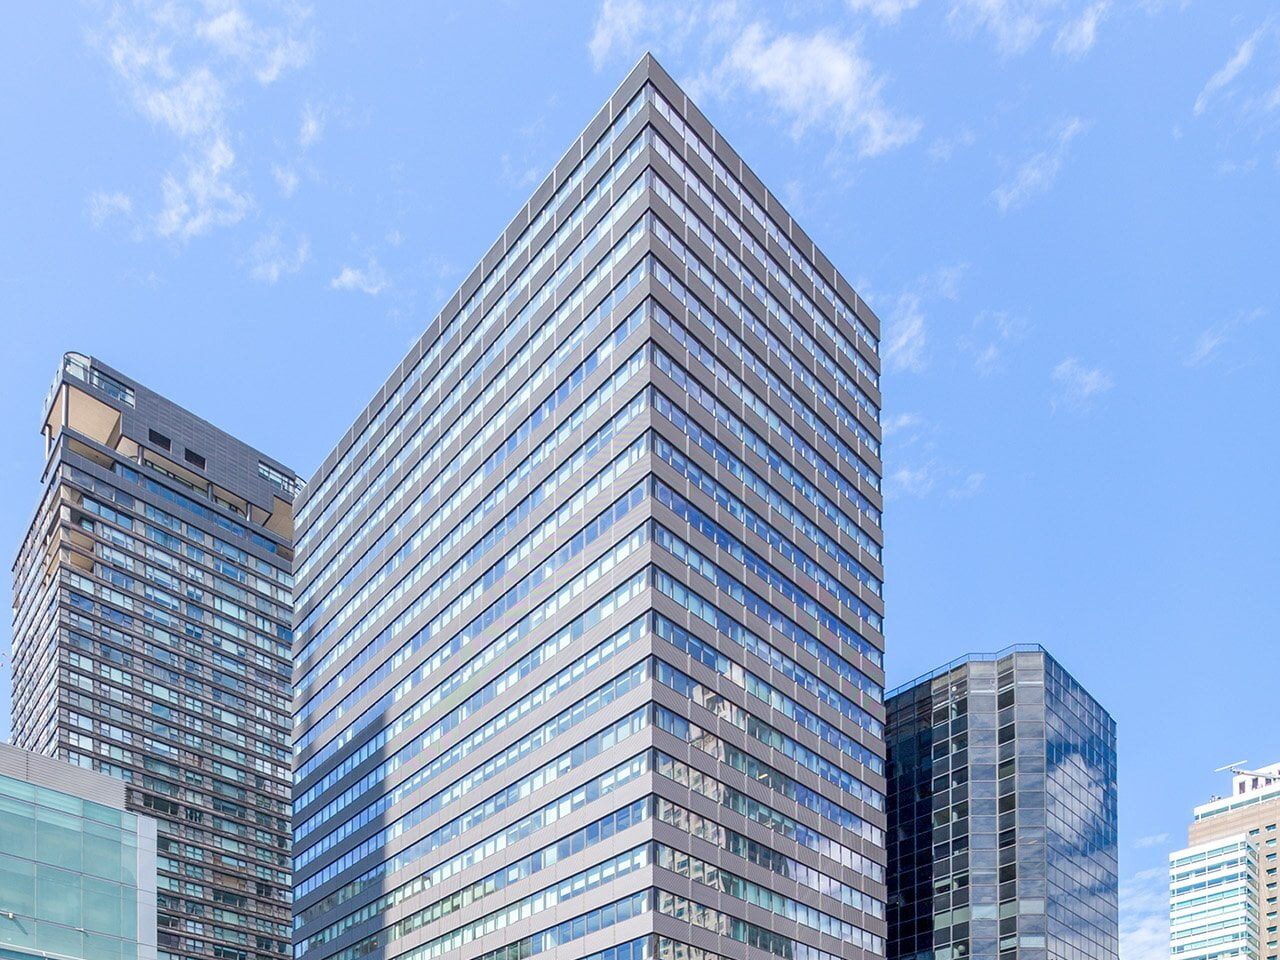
1 2 1277 955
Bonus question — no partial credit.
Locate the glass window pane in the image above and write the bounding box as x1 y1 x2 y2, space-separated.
0 795 35 859
0 854 34 914
35 864 81 926
35 809 82 873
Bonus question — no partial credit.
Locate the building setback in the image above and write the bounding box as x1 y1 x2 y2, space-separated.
0 741 158 960
10 354 297 960
291 55 887 960
1170 763 1280 960
886 646 1118 960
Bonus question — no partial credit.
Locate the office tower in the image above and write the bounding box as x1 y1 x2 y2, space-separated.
0 741 158 960
292 55 886 960
10 354 297 960
885 646 1118 960
1169 763 1280 960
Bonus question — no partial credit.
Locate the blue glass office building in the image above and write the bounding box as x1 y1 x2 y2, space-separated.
886 646 1118 960
291 56 887 960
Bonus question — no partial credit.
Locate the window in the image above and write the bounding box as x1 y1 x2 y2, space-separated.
184 449 206 470
257 461 297 497
148 430 171 451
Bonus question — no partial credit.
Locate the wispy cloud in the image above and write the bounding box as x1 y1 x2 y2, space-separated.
588 0 651 69
1194 24 1268 116
964 310 1029 374
949 0 1051 55
248 227 309 283
846 0 921 25
272 165 300 198
888 464 938 498
1051 356 1112 410
884 292 928 372
1054 1 1110 58
717 24 921 157
89 1 313 240
1120 867 1170 960
501 152 544 190
299 102 325 148
587 1 919 159
198 3 310 84
1134 832 1170 849
88 191 134 228
882 411 923 438
927 127 977 162
888 462 986 500
949 472 986 499
992 117 1089 213
1185 307 1263 367
950 0 1113 56
330 257 389 296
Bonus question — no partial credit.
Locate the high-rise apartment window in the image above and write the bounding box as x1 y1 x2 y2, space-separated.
184 449 206 470
148 429 171 451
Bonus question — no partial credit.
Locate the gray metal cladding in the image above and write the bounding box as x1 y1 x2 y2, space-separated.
292 54 885 960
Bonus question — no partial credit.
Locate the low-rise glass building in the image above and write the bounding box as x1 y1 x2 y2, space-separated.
886 645 1118 960
0 742 158 960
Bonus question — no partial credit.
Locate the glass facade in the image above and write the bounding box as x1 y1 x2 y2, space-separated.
0 743 157 960
886 646 1118 960
292 55 885 960
11 355 296 960
1169 836 1259 960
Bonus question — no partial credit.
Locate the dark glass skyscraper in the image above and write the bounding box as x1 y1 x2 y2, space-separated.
885 646 1118 960
291 56 887 960
11 354 297 960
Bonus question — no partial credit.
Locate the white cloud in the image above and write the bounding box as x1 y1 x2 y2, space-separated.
884 292 928 372
1216 157 1259 176
501 153 543 190
882 412 922 438
1120 867 1170 960
927 127 976 162
299 103 324 148
965 310 1028 374
949 472 986 499
949 0 1052 55
272 165 299 198
587 1 918 159
1187 328 1227 366
721 24 921 157
888 459 986 500
88 191 134 227
1133 832 1170 849
847 0 921 24
929 263 967 301
950 0 1112 56
248 228 309 283
1051 356 1113 409
588 0 649 69
992 117 1088 213
197 3 311 84
90 1 312 241
1054 1 1109 58
155 137 251 240
888 464 937 498
330 258 389 296
1185 307 1263 366
1194 24 1267 116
